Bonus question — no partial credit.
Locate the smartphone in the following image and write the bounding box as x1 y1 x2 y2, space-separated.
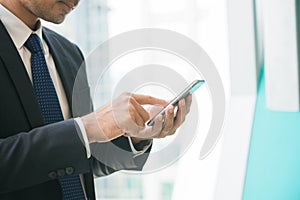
147 79 205 126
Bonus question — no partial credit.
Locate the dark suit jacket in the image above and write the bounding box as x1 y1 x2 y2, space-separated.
0 21 150 200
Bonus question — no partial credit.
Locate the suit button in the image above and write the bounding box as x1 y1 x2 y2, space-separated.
57 169 65 177
48 171 57 179
65 167 74 175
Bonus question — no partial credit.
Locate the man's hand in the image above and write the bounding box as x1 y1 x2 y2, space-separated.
81 93 168 143
129 94 192 143
81 93 192 143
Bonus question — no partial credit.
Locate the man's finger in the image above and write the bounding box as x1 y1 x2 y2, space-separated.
152 114 164 133
185 94 192 114
172 99 186 132
131 93 168 106
158 106 174 137
128 105 146 127
129 97 150 122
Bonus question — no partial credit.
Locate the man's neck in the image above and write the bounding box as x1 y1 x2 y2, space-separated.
0 0 38 30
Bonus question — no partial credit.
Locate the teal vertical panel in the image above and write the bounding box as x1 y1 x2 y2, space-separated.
243 71 300 200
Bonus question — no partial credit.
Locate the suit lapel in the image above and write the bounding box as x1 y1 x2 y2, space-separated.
0 21 44 128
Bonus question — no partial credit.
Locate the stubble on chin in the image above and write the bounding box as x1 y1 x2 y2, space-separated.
32 2 72 24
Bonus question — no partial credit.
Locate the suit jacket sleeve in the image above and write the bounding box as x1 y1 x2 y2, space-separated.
0 119 90 194
90 137 152 177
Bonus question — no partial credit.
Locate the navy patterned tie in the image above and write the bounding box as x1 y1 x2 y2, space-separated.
25 34 85 200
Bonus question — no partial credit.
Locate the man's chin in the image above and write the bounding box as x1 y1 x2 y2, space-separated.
44 15 67 24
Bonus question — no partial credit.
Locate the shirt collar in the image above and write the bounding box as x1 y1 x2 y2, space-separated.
0 4 43 50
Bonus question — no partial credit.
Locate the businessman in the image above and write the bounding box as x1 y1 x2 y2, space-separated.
0 0 191 199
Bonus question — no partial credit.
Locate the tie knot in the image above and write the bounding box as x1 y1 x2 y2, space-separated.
24 34 43 54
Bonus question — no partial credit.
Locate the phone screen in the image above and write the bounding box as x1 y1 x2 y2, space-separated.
147 79 205 126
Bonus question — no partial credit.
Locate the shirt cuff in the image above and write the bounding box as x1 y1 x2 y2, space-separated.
74 117 91 158
127 137 152 158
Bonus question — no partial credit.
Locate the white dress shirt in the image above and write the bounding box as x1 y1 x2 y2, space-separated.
0 4 150 159
0 4 97 157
